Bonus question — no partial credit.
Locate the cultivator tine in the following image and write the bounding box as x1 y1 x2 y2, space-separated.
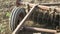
59 13 60 30
33 11 35 21
37 13 40 23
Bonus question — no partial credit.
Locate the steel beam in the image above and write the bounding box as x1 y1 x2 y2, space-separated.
23 26 57 33
19 2 60 13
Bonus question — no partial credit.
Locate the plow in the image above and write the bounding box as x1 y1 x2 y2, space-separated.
9 0 60 34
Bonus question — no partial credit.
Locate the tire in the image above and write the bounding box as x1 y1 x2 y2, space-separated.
9 7 26 31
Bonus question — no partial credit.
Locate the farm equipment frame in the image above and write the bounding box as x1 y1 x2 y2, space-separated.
11 0 60 34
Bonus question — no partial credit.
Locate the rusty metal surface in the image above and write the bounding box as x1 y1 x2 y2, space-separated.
13 1 60 34
23 26 57 33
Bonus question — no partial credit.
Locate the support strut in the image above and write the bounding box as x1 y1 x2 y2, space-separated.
23 26 57 33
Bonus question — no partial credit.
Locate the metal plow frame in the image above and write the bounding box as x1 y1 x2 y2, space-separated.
12 0 60 34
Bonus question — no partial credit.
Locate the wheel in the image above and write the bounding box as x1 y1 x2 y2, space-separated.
9 7 26 31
